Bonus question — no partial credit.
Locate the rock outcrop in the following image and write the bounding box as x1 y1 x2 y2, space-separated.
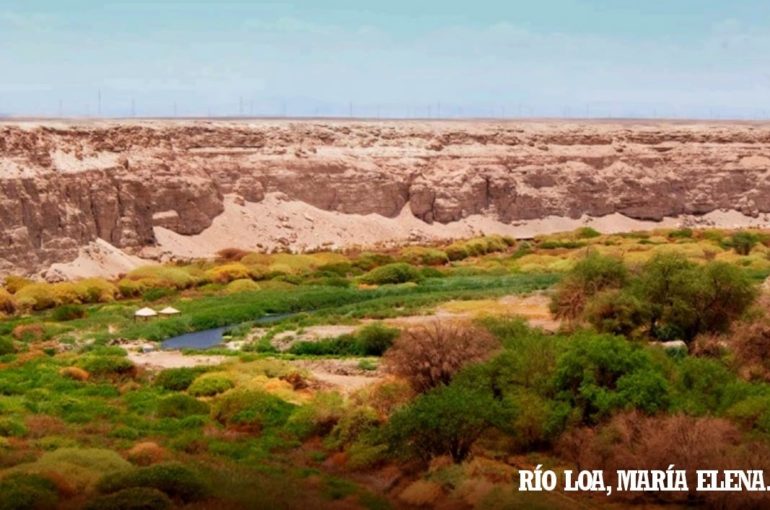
2 119 770 274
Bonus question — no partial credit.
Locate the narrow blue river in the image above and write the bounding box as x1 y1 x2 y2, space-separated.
160 313 294 350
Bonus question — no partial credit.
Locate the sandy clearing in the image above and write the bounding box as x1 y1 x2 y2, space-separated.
128 351 228 370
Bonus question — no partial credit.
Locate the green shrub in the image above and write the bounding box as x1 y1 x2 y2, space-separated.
0 418 27 438
211 389 295 431
78 356 135 379
316 262 353 276
386 384 508 462
726 395 770 434
359 263 422 285
668 227 693 239
224 279 260 294
553 332 671 423
187 374 234 397
326 406 381 450
511 241 533 259
445 243 470 261
52 304 86 322
503 390 571 451
156 394 210 419
731 231 760 255
84 487 172 510
549 252 627 322
576 226 601 239
153 367 207 392
141 288 176 302
356 323 399 356
0 473 59 510
97 462 208 503
286 392 345 439
583 289 647 337
11 448 132 493
419 267 444 279
539 240 586 250
400 247 449 266
0 337 16 355
289 337 361 356
352 252 395 271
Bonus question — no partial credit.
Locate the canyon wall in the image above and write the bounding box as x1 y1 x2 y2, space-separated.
2 119 770 275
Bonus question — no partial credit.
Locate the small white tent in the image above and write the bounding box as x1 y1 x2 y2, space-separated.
134 307 158 321
159 306 180 316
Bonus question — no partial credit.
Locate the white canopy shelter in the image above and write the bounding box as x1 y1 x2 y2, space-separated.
134 307 158 321
159 306 181 316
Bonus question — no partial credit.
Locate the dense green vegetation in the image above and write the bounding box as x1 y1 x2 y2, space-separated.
3 229 770 508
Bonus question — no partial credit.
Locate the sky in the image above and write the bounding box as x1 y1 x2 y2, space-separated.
1 0 770 119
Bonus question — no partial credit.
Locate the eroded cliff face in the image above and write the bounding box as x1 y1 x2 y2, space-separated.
2 119 770 274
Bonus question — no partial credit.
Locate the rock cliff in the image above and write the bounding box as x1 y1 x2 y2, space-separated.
2 119 770 275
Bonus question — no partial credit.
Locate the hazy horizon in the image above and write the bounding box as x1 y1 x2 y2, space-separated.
2 0 770 120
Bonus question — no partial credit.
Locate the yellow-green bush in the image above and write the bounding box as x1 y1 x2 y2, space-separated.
14 283 58 311
400 247 449 266
8 448 131 493
51 282 80 304
127 266 196 289
205 263 250 284
4 275 32 294
246 263 271 280
74 278 118 303
224 279 260 294
267 263 293 275
188 373 234 397
445 243 470 261
286 392 345 438
270 253 318 272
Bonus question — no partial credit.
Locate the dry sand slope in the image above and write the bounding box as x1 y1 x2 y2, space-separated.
3 119 770 278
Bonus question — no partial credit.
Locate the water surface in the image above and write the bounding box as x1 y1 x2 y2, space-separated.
160 313 294 350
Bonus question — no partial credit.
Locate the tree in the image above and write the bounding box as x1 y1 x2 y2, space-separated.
633 253 756 342
383 321 500 393
583 289 648 338
550 252 628 322
386 384 508 462
553 332 671 423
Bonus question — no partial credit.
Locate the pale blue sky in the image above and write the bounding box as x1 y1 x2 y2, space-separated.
1 0 769 118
